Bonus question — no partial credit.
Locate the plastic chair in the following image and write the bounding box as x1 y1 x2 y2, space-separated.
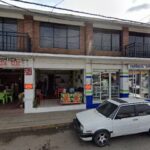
4 90 13 103
0 92 6 104
57 88 64 98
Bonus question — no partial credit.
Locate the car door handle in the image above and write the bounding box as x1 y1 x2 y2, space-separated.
132 118 138 121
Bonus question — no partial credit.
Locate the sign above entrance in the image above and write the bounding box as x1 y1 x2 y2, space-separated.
129 64 150 69
0 57 28 68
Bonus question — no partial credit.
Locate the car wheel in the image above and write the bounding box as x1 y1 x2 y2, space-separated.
93 130 110 147
148 129 150 135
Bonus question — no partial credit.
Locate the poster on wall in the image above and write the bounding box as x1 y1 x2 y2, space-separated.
24 68 32 75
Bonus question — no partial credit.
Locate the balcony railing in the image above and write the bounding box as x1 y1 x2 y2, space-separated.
125 42 150 58
0 31 31 52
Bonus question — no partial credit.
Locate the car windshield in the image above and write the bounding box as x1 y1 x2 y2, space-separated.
96 101 118 118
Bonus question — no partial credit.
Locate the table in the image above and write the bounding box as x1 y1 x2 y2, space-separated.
60 92 83 104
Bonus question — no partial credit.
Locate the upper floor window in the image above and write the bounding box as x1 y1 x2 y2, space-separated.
0 18 17 32
0 18 17 51
40 22 80 49
129 32 150 45
93 28 121 51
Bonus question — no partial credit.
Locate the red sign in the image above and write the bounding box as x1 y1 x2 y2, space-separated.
24 84 33 89
24 68 32 75
85 84 92 90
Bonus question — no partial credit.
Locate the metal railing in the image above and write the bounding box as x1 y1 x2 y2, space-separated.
0 31 31 52
125 42 150 58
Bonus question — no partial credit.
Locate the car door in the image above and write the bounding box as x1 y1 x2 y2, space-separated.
112 105 139 137
135 104 150 132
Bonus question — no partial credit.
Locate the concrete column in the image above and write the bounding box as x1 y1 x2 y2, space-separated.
85 63 93 108
85 23 93 55
122 27 129 56
24 59 35 113
120 65 129 98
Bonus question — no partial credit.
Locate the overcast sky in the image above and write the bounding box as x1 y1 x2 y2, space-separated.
1 0 150 23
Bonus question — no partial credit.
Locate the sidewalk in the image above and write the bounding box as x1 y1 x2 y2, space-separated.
0 109 82 134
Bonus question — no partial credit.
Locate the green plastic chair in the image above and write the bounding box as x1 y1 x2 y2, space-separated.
0 92 6 104
4 90 13 103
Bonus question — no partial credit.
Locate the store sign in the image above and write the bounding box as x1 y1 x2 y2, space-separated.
85 84 92 90
0 57 28 68
24 84 33 89
24 68 32 75
129 64 150 69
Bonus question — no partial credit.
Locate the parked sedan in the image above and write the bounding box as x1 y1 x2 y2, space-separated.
73 98 150 147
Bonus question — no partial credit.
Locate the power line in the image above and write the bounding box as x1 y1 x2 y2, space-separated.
139 14 150 22
0 0 32 14
9 0 150 25
51 0 64 13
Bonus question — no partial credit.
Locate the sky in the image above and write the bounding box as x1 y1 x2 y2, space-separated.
1 0 150 23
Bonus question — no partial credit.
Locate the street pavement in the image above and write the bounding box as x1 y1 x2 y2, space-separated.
0 128 150 150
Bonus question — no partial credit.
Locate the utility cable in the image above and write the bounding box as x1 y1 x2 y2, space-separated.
9 0 150 25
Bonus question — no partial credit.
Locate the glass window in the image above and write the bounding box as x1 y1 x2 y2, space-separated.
93 31 102 50
0 18 2 30
54 24 67 49
129 35 135 44
93 29 120 51
40 23 53 48
112 33 120 51
68 26 80 49
3 18 17 32
115 105 135 119
0 18 17 51
144 37 150 44
96 101 118 118
40 22 80 49
102 33 111 50
135 104 150 116
0 18 2 48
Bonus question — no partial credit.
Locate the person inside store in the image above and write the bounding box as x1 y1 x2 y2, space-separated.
17 92 24 108
16 79 24 108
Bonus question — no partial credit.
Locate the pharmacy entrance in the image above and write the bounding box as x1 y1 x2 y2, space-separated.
93 71 120 103
129 70 150 98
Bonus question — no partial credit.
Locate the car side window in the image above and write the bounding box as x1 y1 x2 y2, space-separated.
115 105 135 119
135 104 150 116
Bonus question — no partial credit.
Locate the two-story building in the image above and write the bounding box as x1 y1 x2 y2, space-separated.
0 4 150 113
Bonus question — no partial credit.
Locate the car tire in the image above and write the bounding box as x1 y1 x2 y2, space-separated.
148 129 150 135
93 130 110 147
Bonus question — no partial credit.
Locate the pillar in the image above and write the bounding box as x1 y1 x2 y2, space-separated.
85 63 93 109
85 23 93 55
24 59 35 113
122 27 129 56
120 65 129 98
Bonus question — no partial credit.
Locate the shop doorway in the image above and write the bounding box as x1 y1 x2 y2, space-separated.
0 69 24 110
35 69 84 107
129 70 149 98
93 71 119 102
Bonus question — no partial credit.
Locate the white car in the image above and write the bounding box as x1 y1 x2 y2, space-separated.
73 98 150 147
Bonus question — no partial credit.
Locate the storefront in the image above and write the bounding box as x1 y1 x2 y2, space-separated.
34 69 84 107
2 52 150 113
93 71 120 103
129 64 150 98
0 56 29 110
85 62 126 109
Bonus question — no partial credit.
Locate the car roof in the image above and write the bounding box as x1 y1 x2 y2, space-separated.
108 98 150 106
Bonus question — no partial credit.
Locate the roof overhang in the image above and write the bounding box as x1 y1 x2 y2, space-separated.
0 51 150 65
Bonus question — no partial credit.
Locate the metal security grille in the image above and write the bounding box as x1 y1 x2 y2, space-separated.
125 42 150 58
0 31 31 52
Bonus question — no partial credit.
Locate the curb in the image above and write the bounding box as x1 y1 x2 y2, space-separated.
0 122 73 136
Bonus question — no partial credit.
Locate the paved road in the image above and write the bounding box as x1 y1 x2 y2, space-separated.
0 129 150 150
